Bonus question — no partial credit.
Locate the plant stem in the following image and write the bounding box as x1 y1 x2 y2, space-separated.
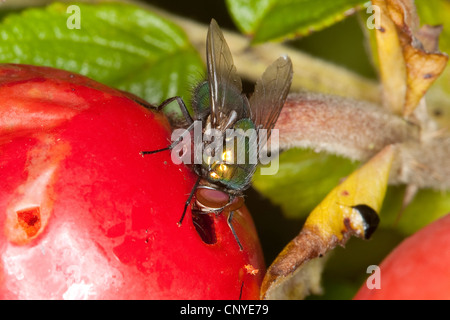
276 92 419 161
278 92 450 190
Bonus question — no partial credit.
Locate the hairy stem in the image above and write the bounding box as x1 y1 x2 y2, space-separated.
277 92 419 160
278 92 450 190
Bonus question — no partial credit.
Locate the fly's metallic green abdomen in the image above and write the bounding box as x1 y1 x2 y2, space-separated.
200 117 257 191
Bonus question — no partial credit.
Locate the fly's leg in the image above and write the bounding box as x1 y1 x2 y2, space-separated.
239 281 244 300
178 176 201 227
156 96 194 125
140 121 194 155
140 96 194 156
227 211 243 251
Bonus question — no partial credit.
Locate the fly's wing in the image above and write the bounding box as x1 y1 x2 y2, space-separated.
206 19 250 130
249 56 293 142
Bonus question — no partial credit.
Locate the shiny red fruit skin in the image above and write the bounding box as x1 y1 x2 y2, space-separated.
0 64 265 299
354 213 450 300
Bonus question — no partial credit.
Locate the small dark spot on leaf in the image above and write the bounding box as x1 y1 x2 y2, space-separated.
352 204 379 239
433 109 443 117
423 73 434 79
377 26 386 33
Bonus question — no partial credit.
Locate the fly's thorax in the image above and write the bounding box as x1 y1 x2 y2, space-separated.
191 81 250 125
191 81 210 121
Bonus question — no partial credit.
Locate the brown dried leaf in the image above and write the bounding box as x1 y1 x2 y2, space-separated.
402 37 448 117
372 0 448 117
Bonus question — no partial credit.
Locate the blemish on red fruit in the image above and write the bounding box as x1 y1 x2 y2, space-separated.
4 136 70 244
244 264 259 275
16 206 41 238
192 211 217 245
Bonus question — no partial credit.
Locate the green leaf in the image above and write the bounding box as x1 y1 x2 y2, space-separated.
0 2 204 115
415 0 450 54
226 0 367 43
252 148 360 219
380 186 450 236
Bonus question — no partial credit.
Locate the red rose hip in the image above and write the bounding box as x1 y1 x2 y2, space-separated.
0 64 265 299
354 213 450 300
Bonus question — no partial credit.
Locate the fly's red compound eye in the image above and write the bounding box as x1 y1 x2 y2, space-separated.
195 186 245 212
195 187 230 209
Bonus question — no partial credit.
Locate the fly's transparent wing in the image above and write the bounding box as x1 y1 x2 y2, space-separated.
249 56 293 138
206 19 250 130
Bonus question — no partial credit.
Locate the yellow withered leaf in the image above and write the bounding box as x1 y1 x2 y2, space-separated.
372 0 448 117
261 145 395 300
372 0 406 116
